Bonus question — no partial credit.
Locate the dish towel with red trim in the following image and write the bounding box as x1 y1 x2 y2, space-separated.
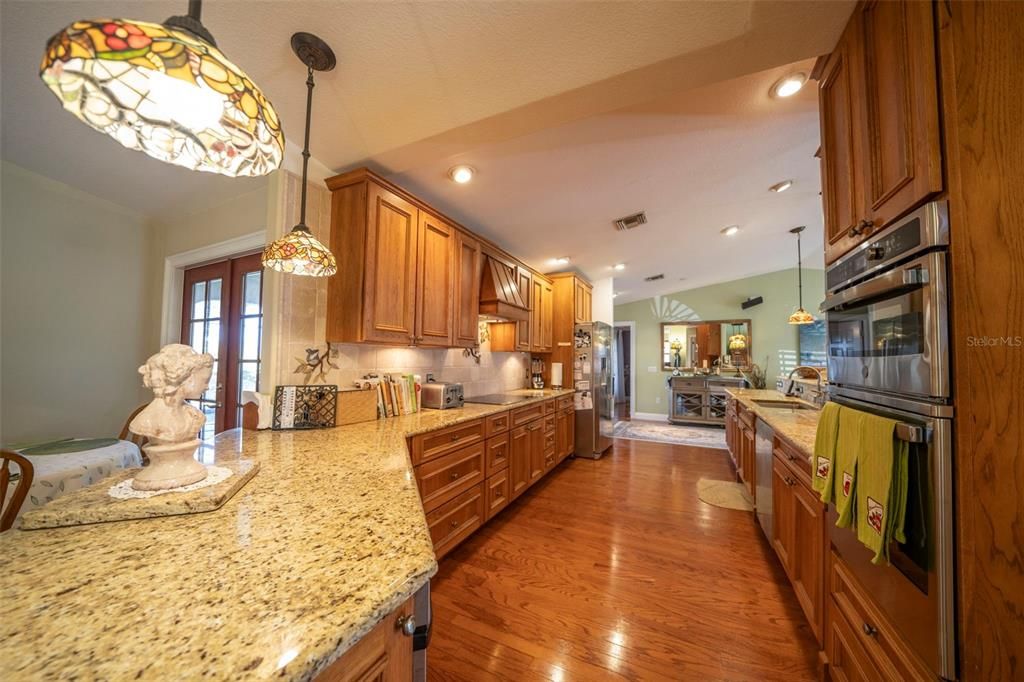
833 407 866 528
811 402 842 503
856 412 909 564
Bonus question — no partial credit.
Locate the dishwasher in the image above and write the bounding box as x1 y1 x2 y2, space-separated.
754 419 775 539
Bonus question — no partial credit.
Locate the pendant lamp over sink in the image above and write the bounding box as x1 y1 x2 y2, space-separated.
788 226 816 325
39 0 283 177
261 33 337 277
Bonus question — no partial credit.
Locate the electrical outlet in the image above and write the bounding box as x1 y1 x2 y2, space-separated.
648 366 657 372
656 396 661 404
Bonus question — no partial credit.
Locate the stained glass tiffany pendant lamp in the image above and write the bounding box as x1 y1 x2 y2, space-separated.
788 226 816 325
261 33 337 277
39 0 283 177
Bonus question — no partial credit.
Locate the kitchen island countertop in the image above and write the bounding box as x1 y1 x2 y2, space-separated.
0 388 572 680
726 388 821 459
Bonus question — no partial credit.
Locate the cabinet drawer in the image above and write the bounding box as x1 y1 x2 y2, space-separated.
484 410 510 438
774 437 812 489
426 481 485 559
485 432 510 476
416 441 485 513
543 398 556 415
409 419 484 465
827 600 882 682
557 395 574 411
485 470 510 520
829 551 933 682
511 402 545 427
738 405 755 429
543 414 556 434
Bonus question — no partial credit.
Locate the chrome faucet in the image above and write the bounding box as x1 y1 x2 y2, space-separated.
784 366 824 399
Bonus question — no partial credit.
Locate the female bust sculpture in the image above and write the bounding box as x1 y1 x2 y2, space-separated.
129 344 214 491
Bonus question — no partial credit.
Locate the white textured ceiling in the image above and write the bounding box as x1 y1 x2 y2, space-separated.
1 0 852 216
387 59 827 303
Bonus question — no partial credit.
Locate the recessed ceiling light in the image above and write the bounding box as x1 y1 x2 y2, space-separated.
769 179 794 193
448 165 475 184
613 263 626 271
550 256 570 265
772 73 806 98
721 225 740 236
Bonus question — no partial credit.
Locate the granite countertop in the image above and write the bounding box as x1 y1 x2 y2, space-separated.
726 388 821 459
0 388 572 680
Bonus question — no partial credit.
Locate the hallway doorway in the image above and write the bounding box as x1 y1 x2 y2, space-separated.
613 322 635 421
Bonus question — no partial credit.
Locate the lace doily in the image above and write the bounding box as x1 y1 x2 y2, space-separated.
108 466 234 500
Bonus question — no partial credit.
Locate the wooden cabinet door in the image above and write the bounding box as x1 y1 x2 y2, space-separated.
453 230 481 348
565 410 575 459
791 477 826 645
556 409 569 458
573 279 592 323
530 278 544 352
827 603 882 682
528 422 545 482
415 211 455 347
819 14 866 265
515 267 532 351
364 182 419 344
318 597 413 682
857 0 942 231
509 425 530 499
541 280 554 351
771 456 795 576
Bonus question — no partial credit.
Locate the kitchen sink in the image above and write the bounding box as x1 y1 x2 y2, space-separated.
752 399 817 410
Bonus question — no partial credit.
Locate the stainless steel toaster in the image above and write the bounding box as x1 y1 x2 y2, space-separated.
420 382 464 410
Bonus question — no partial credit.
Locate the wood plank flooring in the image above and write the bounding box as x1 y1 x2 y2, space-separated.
427 438 819 681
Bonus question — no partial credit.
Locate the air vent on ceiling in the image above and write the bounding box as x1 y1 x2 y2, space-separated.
644 274 665 282
614 211 647 231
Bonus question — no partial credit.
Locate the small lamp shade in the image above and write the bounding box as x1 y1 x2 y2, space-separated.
788 307 816 325
261 228 337 277
40 19 283 177
728 333 747 350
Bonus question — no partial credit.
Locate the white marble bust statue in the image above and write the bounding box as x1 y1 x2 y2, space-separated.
129 344 214 490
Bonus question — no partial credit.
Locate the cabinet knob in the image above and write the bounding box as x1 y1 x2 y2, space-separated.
450 519 460 528
862 622 878 637
450 434 460 441
396 614 416 637
450 471 460 480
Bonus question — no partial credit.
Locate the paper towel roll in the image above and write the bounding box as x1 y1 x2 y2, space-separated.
551 362 563 388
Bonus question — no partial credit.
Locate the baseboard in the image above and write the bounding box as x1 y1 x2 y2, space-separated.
630 412 668 422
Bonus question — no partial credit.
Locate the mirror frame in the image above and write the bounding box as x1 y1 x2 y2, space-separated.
660 319 752 371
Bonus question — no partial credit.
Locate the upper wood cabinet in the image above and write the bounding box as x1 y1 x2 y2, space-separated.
573 278 592 324
415 211 456 347
515 266 533 352
453 230 481 348
327 180 419 345
530 277 553 353
819 0 943 264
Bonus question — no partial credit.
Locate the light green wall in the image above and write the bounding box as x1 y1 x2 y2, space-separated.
1 162 156 443
614 267 825 416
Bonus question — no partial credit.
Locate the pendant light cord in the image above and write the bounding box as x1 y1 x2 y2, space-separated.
797 230 803 309
296 64 315 232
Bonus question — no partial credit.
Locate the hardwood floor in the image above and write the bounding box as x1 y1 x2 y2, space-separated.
427 438 819 681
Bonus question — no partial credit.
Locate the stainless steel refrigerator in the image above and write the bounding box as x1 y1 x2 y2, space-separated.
573 321 613 459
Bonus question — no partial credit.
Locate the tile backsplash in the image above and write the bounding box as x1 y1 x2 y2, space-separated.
271 170 528 396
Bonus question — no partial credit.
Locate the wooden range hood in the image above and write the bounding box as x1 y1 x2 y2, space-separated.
479 256 529 322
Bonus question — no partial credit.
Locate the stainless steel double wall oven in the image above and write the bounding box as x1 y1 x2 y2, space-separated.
822 201 956 680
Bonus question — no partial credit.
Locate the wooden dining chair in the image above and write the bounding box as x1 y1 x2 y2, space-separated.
119 404 149 464
1 450 34 532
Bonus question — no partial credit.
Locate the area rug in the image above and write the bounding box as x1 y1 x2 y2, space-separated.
697 479 754 512
612 420 727 450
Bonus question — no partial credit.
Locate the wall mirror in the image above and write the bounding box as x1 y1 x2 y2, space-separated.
661 320 751 370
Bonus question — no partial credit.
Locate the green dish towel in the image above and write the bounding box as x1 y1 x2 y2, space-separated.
856 413 909 564
811 402 842 503
833 408 866 528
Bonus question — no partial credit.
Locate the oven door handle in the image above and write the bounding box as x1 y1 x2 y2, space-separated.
821 263 930 312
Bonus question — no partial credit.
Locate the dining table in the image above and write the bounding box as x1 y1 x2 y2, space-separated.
6 439 142 525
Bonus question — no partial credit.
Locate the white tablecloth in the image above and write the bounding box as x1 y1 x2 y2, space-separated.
6 440 142 523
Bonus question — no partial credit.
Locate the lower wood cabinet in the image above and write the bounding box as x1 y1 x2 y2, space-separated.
411 399 571 558
425 481 485 560
317 598 414 682
826 600 880 682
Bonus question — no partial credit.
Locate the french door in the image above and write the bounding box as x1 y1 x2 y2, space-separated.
180 253 264 437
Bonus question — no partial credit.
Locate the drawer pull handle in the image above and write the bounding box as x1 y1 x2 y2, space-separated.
450 471 460 480
396 614 416 637
451 434 460 441
862 622 878 637
450 519 460 528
